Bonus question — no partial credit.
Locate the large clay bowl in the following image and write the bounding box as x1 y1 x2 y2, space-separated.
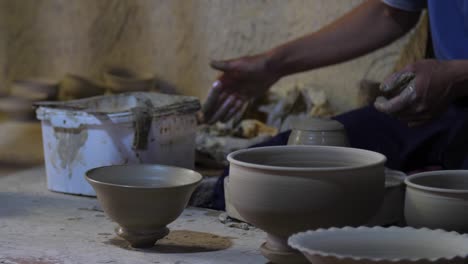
289 227 468 264
405 170 468 232
86 164 202 248
227 145 386 263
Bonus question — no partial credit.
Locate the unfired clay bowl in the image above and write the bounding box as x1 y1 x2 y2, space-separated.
405 170 468 232
103 67 155 93
288 226 468 264
86 164 202 248
227 145 386 263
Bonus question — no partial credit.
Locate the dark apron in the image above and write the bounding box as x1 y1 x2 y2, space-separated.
211 104 468 210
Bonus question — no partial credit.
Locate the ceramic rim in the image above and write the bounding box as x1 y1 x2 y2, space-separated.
227 145 386 172
405 170 468 194
288 226 468 262
85 164 203 189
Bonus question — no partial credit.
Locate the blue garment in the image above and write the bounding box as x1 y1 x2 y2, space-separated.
428 1 468 59
383 0 426 11
383 0 468 59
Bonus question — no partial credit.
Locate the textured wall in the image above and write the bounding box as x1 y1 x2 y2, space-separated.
0 0 409 112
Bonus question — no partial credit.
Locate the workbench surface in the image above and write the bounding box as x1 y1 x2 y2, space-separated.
0 167 267 264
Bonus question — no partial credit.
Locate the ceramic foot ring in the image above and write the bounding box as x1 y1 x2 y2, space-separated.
260 234 308 264
116 226 169 248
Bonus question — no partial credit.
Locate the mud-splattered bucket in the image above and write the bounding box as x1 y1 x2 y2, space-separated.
36 92 200 196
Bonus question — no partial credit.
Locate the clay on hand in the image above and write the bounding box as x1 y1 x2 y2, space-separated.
202 54 281 124
374 60 460 126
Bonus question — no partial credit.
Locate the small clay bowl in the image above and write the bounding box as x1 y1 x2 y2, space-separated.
10 78 59 101
59 74 106 100
0 96 35 121
288 226 468 264
103 67 155 93
405 170 468 232
86 164 202 248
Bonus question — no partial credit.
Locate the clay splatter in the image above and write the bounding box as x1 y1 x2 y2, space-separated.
54 128 88 177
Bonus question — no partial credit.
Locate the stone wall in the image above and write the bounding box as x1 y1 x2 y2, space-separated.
0 0 410 112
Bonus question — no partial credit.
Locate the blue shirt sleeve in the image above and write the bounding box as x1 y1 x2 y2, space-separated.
382 0 427 11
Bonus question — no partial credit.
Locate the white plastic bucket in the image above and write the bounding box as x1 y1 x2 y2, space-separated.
36 92 200 196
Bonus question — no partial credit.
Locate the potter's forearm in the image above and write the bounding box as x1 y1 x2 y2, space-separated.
449 60 468 98
265 0 421 77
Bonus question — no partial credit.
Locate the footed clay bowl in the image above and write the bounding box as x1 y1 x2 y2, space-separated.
11 78 59 101
405 170 468 232
288 227 468 264
86 164 202 248
227 146 386 263
103 67 155 93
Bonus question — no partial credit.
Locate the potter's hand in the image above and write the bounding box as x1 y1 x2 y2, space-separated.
374 59 458 126
202 54 281 124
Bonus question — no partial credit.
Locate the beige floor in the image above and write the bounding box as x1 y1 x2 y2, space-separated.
0 166 267 264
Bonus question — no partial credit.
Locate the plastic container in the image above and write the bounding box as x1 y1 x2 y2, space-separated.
36 92 200 196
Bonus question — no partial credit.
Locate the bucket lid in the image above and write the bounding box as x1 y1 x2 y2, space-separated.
290 117 344 131
35 92 200 128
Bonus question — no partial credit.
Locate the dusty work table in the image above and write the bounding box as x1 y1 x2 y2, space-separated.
0 167 267 264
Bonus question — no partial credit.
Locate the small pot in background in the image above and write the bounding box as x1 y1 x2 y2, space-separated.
103 67 156 93
59 74 106 101
0 96 36 121
287 117 349 146
10 78 59 101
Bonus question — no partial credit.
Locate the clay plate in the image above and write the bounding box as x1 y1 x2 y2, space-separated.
289 226 468 264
